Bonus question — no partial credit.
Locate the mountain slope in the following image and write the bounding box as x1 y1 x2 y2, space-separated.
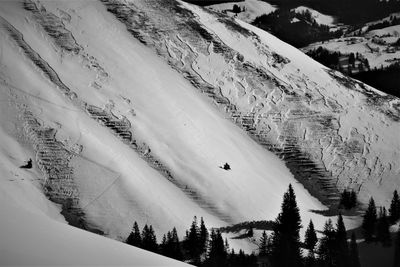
0 0 399 262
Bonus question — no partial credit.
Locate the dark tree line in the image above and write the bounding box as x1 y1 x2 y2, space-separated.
264 184 361 267
340 189 357 210
263 0 400 25
125 216 257 266
253 10 342 48
126 186 400 266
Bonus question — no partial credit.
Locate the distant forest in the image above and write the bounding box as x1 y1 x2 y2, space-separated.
352 63 400 98
262 0 400 24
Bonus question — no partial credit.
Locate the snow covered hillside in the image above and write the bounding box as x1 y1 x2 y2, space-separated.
292 6 336 26
304 23 400 69
207 0 276 23
0 0 399 263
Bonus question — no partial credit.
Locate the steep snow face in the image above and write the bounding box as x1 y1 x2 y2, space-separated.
0 0 332 254
0 0 397 260
95 0 399 207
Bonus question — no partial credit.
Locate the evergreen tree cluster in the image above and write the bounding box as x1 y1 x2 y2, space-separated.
362 191 400 246
339 189 357 210
261 184 361 267
125 216 257 266
125 186 400 267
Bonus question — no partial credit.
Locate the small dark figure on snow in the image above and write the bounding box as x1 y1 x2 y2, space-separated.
220 162 231 170
20 158 32 169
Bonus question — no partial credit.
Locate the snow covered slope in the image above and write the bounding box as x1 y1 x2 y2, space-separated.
0 0 399 262
0 181 190 266
292 6 336 26
304 24 400 69
207 0 276 23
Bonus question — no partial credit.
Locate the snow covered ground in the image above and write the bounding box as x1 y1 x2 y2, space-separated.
304 25 400 69
292 6 336 26
207 0 276 23
0 174 190 266
0 0 398 264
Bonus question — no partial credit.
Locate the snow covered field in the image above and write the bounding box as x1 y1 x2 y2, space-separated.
0 0 398 264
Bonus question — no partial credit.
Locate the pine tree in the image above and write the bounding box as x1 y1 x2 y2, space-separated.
199 217 209 255
349 233 361 267
259 230 268 256
160 233 168 256
377 207 392 247
207 229 227 266
318 219 336 267
335 214 349 267
362 197 377 242
390 190 400 224
170 227 183 260
270 184 303 267
185 216 201 263
305 220 318 252
248 227 254 237
126 221 142 247
142 224 158 253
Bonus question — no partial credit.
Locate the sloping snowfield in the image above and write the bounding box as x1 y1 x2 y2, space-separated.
0 0 398 264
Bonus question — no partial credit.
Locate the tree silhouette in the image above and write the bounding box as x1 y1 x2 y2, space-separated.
377 207 391 247
362 197 377 242
199 217 209 255
335 214 349 267
390 190 400 224
126 221 142 247
318 219 336 267
270 184 302 267
305 220 318 252
259 230 269 256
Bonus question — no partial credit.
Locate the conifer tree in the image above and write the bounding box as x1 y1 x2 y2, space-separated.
270 184 302 267
185 216 201 263
259 230 268 256
390 190 400 224
349 233 361 267
126 221 142 247
142 224 158 253
318 219 336 267
362 197 377 242
199 217 209 255
335 214 349 267
207 229 227 266
377 207 392 247
305 220 318 252
170 227 183 260
248 227 254 237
